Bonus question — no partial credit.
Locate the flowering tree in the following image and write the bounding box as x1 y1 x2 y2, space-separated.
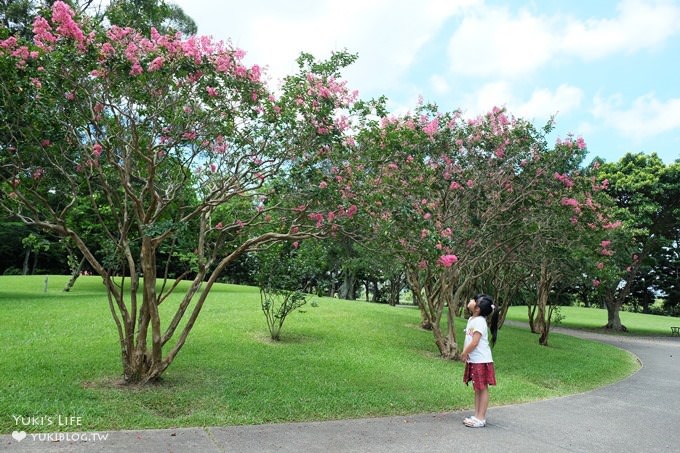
510 141 624 345
345 100 625 353
346 102 572 357
0 2 359 383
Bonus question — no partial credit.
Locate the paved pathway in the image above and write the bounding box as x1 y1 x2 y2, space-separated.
3 327 679 452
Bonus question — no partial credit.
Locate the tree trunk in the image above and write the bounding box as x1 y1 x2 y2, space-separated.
63 257 86 292
406 270 432 330
605 294 627 331
371 280 381 302
387 278 400 306
31 251 39 274
339 270 356 300
22 250 30 275
535 261 553 346
526 303 536 332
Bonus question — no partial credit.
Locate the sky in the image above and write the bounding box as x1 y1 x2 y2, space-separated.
171 0 680 165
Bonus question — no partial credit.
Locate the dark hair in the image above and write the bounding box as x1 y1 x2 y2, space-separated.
475 294 499 347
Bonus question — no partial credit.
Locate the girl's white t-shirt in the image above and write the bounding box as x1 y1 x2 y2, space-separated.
464 316 493 363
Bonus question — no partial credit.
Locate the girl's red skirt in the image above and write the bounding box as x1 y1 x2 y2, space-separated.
463 362 497 391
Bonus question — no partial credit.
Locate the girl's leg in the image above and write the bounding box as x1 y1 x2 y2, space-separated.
475 385 489 420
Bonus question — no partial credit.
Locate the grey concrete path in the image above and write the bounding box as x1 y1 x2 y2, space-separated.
2 327 679 452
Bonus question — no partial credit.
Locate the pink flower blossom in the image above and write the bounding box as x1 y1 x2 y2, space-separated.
92 143 103 157
561 198 580 208
308 212 324 227
148 56 165 71
576 136 586 150
597 262 604 270
206 86 218 97
422 118 438 138
438 254 458 267
603 220 622 229
1 36 18 50
215 222 223 230
592 279 600 288
130 63 143 76
249 64 261 82
52 1 86 43
553 172 574 188
319 181 328 189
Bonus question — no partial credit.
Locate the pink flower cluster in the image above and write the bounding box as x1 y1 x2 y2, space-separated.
52 2 86 43
553 172 574 188
438 254 458 267
422 118 439 139
600 240 614 256
560 197 581 214
557 135 586 151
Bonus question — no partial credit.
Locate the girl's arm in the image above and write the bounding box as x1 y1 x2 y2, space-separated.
460 331 481 362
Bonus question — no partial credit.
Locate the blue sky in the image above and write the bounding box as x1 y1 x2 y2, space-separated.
172 0 680 164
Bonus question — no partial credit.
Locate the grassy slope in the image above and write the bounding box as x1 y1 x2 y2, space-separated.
0 276 640 433
506 305 680 336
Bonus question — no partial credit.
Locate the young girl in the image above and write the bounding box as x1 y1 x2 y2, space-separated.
460 294 499 428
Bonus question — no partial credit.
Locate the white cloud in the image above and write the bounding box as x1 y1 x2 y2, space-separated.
173 0 476 96
562 0 680 60
466 81 512 112
515 84 583 120
592 92 680 140
430 74 451 95
448 7 556 77
447 0 680 78
460 83 582 122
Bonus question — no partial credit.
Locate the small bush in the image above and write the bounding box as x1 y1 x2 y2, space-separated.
260 287 308 340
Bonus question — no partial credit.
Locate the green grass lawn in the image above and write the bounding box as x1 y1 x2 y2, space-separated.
505 305 680 336
0 276 641 433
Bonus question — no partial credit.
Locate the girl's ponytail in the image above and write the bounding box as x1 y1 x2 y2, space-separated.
489 306 499 348
475 294 499 347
